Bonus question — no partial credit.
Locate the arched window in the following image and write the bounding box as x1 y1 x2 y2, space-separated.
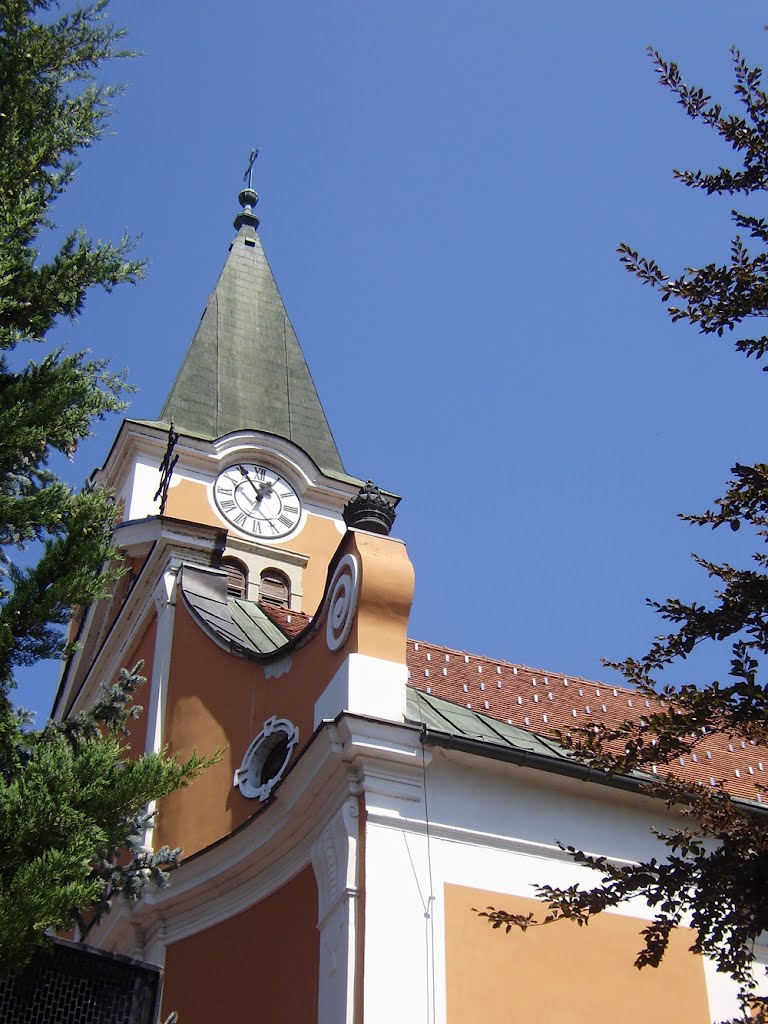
221 558 248 599
260 568 290 608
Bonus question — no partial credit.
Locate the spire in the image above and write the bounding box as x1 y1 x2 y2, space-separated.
160 166 345 474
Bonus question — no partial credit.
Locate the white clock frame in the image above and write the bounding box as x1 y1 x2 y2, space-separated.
212 462 302 540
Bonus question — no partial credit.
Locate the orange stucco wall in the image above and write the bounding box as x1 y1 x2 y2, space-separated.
161 865 319 1024
166 477 345 612
154 596 348 855
155 530 414 858
350 533 414 663
444 884 711 1023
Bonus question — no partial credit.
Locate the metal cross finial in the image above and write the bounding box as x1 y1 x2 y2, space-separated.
243 148 260 189
153 421 180 515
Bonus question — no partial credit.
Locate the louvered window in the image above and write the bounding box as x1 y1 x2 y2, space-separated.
222 559 248 599
260 568 290 607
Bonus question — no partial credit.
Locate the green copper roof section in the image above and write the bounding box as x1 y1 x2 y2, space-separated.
406 688 580 760
160 188 345 474
228 596 291 653
178 563 292 656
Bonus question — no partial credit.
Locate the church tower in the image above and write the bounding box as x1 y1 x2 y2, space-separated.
54 175 406 718
52 177 414 1022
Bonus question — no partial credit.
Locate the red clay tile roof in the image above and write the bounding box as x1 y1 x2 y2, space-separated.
258 603 310 639
406 637 768 803
257 601 766 802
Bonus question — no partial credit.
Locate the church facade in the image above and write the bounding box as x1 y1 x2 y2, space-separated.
53 182 766 1023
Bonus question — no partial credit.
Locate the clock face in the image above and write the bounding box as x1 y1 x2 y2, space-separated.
213 463 302 539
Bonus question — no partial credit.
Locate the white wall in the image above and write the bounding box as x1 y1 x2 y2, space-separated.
360 745 760 1024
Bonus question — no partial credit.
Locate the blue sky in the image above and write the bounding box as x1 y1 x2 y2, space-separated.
15 1 768 717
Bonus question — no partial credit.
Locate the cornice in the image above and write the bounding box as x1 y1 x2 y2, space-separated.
91 714 426 957
210 433 359 515
95 420 360 515
364 803 631 866
223 533 310 567
92 709 666 961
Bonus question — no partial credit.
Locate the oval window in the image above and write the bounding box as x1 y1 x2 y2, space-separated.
234 717 299 800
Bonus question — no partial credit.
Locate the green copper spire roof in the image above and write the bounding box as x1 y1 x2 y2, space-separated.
160 184 345 474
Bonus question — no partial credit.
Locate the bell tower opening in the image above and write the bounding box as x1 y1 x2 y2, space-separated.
259 568 290 608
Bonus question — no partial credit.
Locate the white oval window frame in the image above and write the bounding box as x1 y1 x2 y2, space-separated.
233 716 299 801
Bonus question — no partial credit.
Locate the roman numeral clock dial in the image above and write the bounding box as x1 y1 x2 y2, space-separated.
213 464 302 539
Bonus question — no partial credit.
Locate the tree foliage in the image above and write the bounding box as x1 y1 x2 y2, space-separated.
0 0 214 971
0 665 211 973
482 45 768 1024
0 0 141 697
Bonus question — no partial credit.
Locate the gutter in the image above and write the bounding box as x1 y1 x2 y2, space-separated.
419 725 768 818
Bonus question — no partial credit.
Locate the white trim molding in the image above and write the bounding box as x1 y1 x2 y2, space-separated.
314 654 407 728
234 716 300 800
325 555 359 652
311 798 361 1024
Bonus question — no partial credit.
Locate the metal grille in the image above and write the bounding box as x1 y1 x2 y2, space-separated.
0 939 162 1024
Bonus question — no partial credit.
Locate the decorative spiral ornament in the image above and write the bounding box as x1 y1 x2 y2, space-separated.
325 554 360 652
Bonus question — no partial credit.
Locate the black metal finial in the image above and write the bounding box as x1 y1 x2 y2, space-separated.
343 481 400 536
234 148 261 233
243 147 259 189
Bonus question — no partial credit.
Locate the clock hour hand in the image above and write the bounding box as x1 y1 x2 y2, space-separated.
238 465 274 503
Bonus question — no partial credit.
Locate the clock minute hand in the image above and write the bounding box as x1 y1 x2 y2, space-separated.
238 465 264 502
238 467 275 512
